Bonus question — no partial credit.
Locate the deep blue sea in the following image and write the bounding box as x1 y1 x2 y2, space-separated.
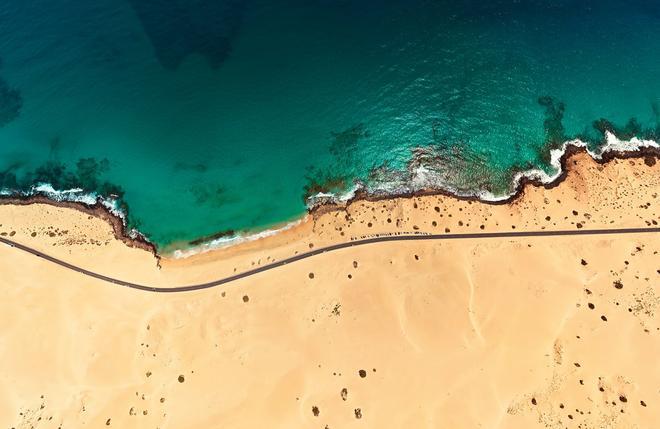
0 0 658 248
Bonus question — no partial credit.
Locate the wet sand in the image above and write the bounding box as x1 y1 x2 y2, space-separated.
0 151 658 428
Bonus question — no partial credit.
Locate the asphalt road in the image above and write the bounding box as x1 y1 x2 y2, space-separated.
1 226 658 293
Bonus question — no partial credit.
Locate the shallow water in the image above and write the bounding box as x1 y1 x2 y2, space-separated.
0 0 658 247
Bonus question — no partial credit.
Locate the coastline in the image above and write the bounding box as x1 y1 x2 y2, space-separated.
1 134 658 258
0 139 658 428
4 1 660 425
311 133 660 210
0 195 158 257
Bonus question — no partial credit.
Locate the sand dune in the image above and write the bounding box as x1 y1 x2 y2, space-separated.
0 152 658 428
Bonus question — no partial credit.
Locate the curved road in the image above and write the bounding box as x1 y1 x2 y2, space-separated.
1 227 658 293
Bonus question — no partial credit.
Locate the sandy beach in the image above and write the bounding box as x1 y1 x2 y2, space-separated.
0 149 659 428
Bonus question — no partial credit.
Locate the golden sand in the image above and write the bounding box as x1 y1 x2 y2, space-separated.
0 152 658 428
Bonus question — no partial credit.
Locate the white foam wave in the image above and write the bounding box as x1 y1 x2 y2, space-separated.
1 182 150 243
305 183 361 209
171 218 304 259
306 132 659 206
31 183 99 204
3 132 656 256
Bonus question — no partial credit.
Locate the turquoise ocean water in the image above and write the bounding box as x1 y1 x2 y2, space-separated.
0 1 658 249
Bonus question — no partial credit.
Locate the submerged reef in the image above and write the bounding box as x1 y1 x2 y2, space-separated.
0 155 146 238
0 66 22 127
587 116 659 143
405 143 526 196
328 123 370 166
127 0 245 69
0 166 19 190
538 96 567 161
304 97 660 205
303 124 370 200
0 152 155 243
174 161 208 173
567 100 660 145
31 158 124 199
302 168 349 201
188 183 238 207
1 156 126 207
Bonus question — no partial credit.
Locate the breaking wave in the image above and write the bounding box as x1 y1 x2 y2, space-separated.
170 218 303 259
1 132 657 258
0 183 147 241
306 132 659 207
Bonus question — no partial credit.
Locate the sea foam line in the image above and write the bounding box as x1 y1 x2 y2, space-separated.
0 181 305 258
2 132 657 257
307 132 659 206
0 183 147 241
192 132 657 257
171 218 304 259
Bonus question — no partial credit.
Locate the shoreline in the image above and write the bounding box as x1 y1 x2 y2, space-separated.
2 226 657 292
2 141 658 428
333 141 659 210
1 139 658 258
0 195 159 258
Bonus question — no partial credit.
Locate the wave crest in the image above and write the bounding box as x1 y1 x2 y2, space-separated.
0 183 147 242
306 132 659 207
